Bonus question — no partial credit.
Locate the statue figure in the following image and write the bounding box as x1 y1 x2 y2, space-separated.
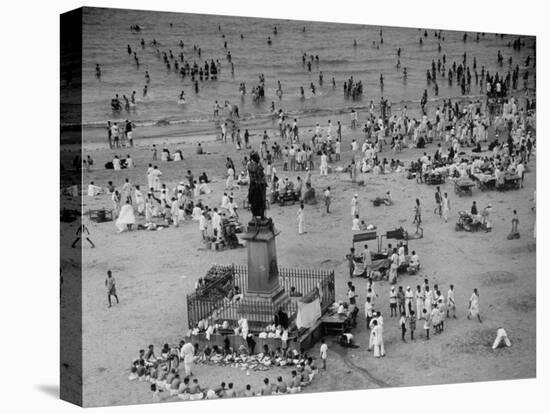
247 151 267 220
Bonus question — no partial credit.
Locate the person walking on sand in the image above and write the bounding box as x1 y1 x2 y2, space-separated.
297 203 306 234
320 339 328 369
467 288 482 323
434 186 442 217
71 223 95 248
105 270 119 308
399 311 407 342
413 198 422 225
442 192 451 222
447 284 457 318
320 152 328 176
324 187 331 213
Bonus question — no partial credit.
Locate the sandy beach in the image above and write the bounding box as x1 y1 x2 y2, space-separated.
60 111 536 406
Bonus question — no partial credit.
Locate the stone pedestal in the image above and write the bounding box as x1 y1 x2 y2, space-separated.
239 219 290 321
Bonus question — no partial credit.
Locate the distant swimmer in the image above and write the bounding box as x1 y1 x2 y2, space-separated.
380 74 384 86
332 77 336 88
397 47 401 57
141 38 145 48
274 26 278 35
403 67 408 78
302 26 306 32
131 91 136 105
353 39 357 47
145 71 150 83
271 101 275 112
194 80 199 93
179 40 184 48
319 71 323 85
127 44 132 54
95 64 101 79
300 86 305 98
310 82 316 94
240 34 244 39
267 36 272 45
143 85 148 97
419 37 423 45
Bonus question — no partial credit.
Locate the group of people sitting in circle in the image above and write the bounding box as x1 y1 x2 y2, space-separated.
129 334 320 401
105 154 135 170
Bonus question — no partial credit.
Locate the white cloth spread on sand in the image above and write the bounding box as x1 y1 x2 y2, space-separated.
115 204 136 231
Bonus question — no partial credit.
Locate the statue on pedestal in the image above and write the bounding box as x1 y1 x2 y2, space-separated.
247 151 268 221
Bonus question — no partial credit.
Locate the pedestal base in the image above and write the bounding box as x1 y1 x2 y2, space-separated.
237 287 291 324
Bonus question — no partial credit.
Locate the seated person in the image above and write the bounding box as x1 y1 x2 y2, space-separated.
161 148 171 162
173 150 184 161
289 286 303 297
407 250 420 273
196 143 204 154
288 370 302 393
237 170 249 185
198 172 209 183
87 181 103 196
275 376 288 394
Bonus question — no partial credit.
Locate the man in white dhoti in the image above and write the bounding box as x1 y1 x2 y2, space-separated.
351 194 359 217
211 208 222 238
492 327 512 350
442 192 451 222
115 201 136 232
121 178 133 204
170 198 180 227
134 185 145 215
180 341 195 377
424 285 433 314
113 155 121 170
319 152 328 176
150 166 162 192
370 320 385 357
446 284 457 318
467 288 482 322
225 167 236 190
297 203 305 234
146 164 154 190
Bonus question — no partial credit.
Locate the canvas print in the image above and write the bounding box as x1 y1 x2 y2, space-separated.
60 6 536 407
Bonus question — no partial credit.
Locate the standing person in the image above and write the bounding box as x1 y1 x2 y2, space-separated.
397 286 406 315
347 248 356 278
409 310 416 340
111 122 120 148
415 285 424 320
389 286 398 317
324 187 331 213
320 152 328 176
319 339 328 369
442 192 451 222
447 284 457 318
467 288 482 323
405 286 414 317
297 203 306 234
421 308 431 340
370 319 385 357
413 198 422 225
107 121 113 149
180 340 195 377
511 209 520 235
105 270 119 308
434 186 442 217
362 244 372 278
364 297 374 329
199 210 208 242
71 222 95 248
351 194 359 217
399 312 407 342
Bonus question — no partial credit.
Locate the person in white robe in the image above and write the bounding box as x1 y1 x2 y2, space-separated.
370 320 385 357
211 208 222 238
405 286 414 317
145 198 153 223
113 156 121 171
225 167 236 190
146 164 154 191
467 288 482 322
171 198 180 227
297 204 305 234
221 193 230 210
150 166 162 191
115 202 136 232
351 194 359 217
227 198 238 217
87 182 103 196
319 153 328 176
112 190 121 218
192 205 202 221
134 186 145 215
415 285 424 320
